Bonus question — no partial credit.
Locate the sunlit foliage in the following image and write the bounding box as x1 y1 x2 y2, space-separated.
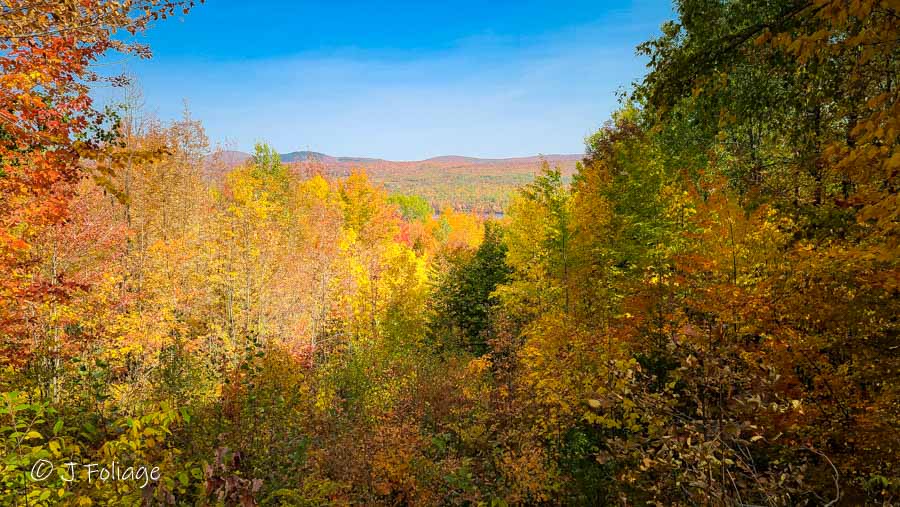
0 0 897 505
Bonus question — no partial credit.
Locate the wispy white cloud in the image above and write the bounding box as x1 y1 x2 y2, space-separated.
104 1 672 160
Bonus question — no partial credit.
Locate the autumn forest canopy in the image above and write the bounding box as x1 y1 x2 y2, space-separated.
0 0 898 505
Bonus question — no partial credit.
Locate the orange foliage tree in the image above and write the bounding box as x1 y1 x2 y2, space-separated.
0 0 200 364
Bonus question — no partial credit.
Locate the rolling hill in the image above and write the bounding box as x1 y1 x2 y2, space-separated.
204 150 583 212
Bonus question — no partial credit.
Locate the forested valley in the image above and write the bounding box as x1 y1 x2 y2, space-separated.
1 0 898 505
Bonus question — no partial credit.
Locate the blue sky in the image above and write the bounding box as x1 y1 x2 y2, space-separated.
106 0 674 160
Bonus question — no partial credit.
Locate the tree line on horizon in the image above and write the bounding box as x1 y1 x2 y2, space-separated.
1 0 897 505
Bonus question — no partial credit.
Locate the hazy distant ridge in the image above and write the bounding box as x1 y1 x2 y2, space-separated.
210 150 582 167
203 150 583 211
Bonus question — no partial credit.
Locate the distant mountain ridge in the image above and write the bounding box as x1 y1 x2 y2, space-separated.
203 149 584 212
280 151 333 163
209 150 582 167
